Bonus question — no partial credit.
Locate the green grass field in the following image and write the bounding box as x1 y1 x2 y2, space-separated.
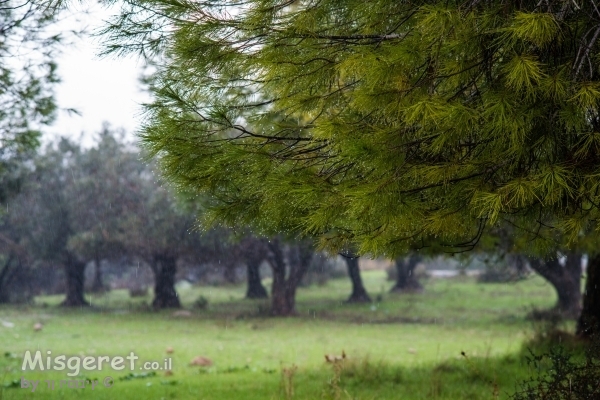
0 271 577 399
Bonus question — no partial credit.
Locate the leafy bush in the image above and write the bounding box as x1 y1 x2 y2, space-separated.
193 295 209 310
511 339 600 399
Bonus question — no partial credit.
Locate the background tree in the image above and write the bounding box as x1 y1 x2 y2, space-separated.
112 163 194 309
0 127 247 309
238 236 269 300
266 238 314 316
0 221 30 303
0 0 61 202
341 254 371 303
527 254 582 319
65 127 139 292
479 225 583 319
0 0 63 301
8 139 90 306
390 255 424 294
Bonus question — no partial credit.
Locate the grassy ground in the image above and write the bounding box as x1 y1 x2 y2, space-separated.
0 271 576 399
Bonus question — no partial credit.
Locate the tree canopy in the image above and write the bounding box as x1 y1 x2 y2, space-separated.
0 0 61 202
103 1 600 257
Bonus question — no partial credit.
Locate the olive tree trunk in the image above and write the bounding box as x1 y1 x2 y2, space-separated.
0 254 16 303
390 254 423 293
90 256 107 293
528 254 582 319
61 253 89 307
267 239 312 316
246 259 268 299
151 254 180 309
343 256 371 303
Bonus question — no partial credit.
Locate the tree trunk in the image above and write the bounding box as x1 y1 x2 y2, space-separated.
0 254 15 303
390 254 423 293
528 254 582 319
90 257 107 293
61 254 89 307
577 254 600 338
267 239 312 316
344 256 371 303
560 253 582 318
285 242 312 313
246 260 268 299
151 254 180 309
268 239 292 316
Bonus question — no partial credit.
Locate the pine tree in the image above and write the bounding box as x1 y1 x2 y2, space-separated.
103 1 600 331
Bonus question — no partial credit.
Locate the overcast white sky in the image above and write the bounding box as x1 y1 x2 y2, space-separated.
45 3 149 146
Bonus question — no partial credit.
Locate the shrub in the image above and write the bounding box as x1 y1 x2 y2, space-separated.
193 295 209 310
511 339 600 399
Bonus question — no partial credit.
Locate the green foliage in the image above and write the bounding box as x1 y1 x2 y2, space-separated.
505 12 560 46
2 127 210 269
2 130 147 266
512 342 600 400
0 0 62 203
193 295 209 309
102 1 600 256
65 128 145 262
